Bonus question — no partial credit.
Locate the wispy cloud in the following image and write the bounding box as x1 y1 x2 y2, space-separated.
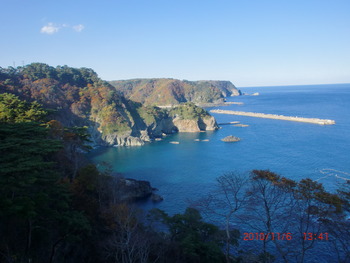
73 24 85 32
40 23 60 34
40 23 85 34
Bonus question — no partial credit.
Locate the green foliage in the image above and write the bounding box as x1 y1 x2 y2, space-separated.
0 63 136 138
0 122 90 262
99 103 131 134
150 207 226 263
1 64 219 143
183 80 224 103
20 63 57 81
137 105 166 125
0 93 47 123
110 78 235 105
169 102 210 120
251 170 343 215
17 63 99 87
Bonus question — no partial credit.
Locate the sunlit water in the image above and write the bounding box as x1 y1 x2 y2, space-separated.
90 84 350 214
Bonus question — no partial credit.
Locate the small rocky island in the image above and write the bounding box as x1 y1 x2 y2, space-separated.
221 135 241 142
117 178 163 202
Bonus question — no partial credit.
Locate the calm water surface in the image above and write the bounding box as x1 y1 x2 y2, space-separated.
89 84 350 215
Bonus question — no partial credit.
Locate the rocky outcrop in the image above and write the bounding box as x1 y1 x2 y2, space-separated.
117 178 163 202
145 117 177 137
172 118 201 132
151 194 163 202
173 116 218 132
115 136 145 146
103 130 153 146
89 108 218 146
221 135 241 142
200 116 219 131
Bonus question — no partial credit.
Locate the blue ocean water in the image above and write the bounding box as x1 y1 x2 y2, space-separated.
89 84 350 215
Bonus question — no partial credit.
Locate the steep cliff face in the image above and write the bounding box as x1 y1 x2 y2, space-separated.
201 80 241 97
0 64 219 147
167 102 219 132
110 78 240 106
201 116 219 131
172 115 218 132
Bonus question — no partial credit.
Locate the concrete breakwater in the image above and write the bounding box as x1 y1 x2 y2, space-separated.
210 109 335 125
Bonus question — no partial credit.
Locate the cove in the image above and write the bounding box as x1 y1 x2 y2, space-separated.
89 84 350 215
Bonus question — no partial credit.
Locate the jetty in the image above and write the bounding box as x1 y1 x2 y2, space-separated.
218 121 240 125
210 109 335 125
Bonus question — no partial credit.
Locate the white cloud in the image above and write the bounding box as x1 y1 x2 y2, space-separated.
73 24 85 32
40 22 85 34
40 23 60 34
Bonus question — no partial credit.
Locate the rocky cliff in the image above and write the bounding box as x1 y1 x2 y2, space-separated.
0 64 219 147
172 116 216 132
109 78 240 106
168 102 218 132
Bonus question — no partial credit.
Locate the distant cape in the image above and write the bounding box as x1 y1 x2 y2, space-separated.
109 78 241 106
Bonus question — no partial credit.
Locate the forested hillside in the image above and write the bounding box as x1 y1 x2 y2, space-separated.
0 91 226 263
109 78 240 106
0 63 218 146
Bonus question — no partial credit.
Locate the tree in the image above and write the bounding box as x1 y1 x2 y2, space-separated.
104 204 151 263
148 207 226 263
194 172 247 263
0 122 89 263
20 63 57 81
318 180 350 262
243 171 344 263
241 170 296 262
0 93 47 123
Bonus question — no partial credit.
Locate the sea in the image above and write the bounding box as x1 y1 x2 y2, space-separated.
89 83 350 214
89 83 350 261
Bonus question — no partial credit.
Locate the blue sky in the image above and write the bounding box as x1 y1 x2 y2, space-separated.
1 0 349 87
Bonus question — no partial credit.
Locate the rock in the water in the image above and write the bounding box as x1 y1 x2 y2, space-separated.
116 178 164 202
151 193 164 202
221 135 241 142
117 178 153 201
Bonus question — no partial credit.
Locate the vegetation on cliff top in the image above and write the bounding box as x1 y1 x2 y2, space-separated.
169 102 211 120
136 105 167 126
110 78 239 106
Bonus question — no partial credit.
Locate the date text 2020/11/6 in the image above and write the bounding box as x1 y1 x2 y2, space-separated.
243 232 330 241
243 232 292 241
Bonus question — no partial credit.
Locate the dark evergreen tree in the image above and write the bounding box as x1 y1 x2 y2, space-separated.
0 122 90 263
